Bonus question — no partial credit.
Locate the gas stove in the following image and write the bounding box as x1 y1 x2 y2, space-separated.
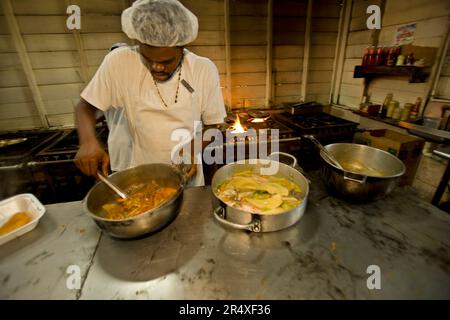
275 111 359 169
202 110 302 185
32 125 109 163
222 111 296 141
0 130 62 167
0 129 62 202
27 125 109 204
275 111 359 135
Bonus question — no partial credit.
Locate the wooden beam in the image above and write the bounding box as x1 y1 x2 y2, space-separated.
329 1 345 104
224 0 232 111
430 26 450 98
300 0 313 102
331 0 353 105
265 0 273 108
65 0 89 83
71 32 90 83
1 0 49 128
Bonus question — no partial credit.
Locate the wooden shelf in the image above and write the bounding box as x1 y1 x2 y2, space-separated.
353 65 430 83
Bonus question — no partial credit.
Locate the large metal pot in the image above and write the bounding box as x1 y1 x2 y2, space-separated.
320 143 406 202
211 153 310 232
84 163 184 239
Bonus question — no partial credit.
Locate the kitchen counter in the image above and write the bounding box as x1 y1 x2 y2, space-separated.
1 172 450 299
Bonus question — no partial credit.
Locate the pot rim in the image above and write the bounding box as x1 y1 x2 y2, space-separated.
83 164 184 222
321 143 406 179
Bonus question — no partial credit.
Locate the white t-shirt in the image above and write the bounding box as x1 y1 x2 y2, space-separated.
103 107 133 172
81 46 226 186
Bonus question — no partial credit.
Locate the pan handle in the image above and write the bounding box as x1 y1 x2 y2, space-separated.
343 172 367 184
268 152 297 168
213 206 261 232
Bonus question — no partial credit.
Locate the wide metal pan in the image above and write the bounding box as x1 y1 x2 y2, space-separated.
211 152 309 233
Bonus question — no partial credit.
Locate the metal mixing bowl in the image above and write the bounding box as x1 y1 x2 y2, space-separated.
84 163 184 239
320 143 406 202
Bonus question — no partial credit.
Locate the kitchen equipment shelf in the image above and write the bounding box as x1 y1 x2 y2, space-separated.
353 65 430 83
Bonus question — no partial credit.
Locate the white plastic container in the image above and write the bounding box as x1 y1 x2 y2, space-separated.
0 193 45 246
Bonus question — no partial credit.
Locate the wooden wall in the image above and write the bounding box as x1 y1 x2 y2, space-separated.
435 40 450 99
307 0 341 103
338 0 450 110
0 0 341 131
0 0 129 130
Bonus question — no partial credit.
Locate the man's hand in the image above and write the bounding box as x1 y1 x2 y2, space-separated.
74 98 109 177
185 163 197 181
74 140 110 177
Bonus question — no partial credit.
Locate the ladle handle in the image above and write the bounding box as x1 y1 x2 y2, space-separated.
97 171 128 199
304 135 345 170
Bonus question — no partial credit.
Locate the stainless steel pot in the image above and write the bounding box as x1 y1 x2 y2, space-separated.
211 153 310 232
84 163 184 239
320 143 406 202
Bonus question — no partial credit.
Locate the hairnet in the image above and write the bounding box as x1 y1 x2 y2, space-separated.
121 0 198 47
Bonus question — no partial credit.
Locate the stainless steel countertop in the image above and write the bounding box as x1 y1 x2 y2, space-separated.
1 174 450 299
398 121 450 143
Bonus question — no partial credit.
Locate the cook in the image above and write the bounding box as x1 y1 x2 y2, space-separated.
74 0 226 186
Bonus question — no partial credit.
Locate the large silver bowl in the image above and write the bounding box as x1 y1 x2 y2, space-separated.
84 163 184 239
320 143 406 202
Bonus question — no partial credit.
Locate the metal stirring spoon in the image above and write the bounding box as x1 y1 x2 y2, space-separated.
304 135 345 171
97 171 128 199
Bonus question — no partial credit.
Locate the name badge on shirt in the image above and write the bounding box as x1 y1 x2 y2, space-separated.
181 79 195 94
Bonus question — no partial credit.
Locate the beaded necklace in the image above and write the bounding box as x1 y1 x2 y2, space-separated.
151 53 183 108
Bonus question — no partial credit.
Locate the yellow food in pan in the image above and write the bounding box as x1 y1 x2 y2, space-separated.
0 212 32 236
216 171 303 215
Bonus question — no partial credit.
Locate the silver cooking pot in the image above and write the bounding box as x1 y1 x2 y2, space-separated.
211 152 310 233
320 143 406 202
84 163 184 239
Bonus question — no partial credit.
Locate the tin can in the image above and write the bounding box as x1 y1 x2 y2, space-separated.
386 100 398 118
401 103 413 121
392 105 403 120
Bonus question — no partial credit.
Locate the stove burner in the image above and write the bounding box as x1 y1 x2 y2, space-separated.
0 130 62 166
275 112 359 134
34 126 109 162
223 111 295 139
274 111 359 170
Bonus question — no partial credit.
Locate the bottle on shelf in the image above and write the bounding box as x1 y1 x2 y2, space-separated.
380 93 393 117
392 103 403 120
401 103 413 121
359 95 370 113
382 47 390 65
409 97 422 120
386 47 396 66
406 53 415 66
386 100 399 118
368 46 376 66
362 46 370 66
396 54 405 66
394 46 402 59
375 46 384 65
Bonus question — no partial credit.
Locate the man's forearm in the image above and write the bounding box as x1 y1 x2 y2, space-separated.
184 123 222 164
202 123 222 151
75 99 100 145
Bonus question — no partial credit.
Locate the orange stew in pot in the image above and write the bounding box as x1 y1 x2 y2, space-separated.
101 181 177 220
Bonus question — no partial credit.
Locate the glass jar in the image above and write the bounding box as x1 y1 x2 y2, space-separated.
401 103 413 121
386 100 398 118
380 93 393 117
396 55 405 66
392 105 403 120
